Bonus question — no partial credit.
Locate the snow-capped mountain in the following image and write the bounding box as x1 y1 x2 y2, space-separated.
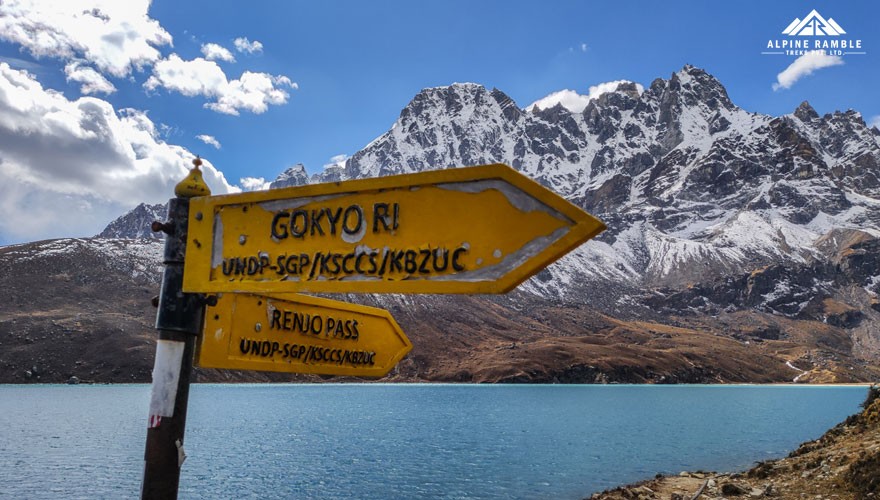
96 203 167 240
273 65 880 303
80 64 880 382
269 163 309 189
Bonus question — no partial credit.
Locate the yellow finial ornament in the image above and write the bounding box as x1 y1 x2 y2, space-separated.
175 156 212 198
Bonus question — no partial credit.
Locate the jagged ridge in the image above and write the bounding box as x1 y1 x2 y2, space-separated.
263 65 880 302
92 65 880 381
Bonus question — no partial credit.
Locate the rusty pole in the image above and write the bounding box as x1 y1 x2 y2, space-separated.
141 158 211 499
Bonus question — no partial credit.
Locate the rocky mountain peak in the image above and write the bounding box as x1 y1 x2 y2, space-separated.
269 163 309 189
794 101 820 122
614 81 642 99
588 82 642 115
400 82 491 120
631 65 744 156
96 202 166 239
532 101 573 122
340 81 525 180
652 65 736 118
785 105 880 196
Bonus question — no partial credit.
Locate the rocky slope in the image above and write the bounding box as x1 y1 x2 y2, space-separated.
0 239 161 383
0 238 355 383
590 386 880 499
5 236 878 384
3 64 880 384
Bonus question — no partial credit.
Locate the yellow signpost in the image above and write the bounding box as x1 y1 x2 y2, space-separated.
198 293 412 377
183 163 606 295
143 160 607 497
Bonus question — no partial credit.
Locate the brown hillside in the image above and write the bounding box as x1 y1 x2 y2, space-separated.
2 239 880 384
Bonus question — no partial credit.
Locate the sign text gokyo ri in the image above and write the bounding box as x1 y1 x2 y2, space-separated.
182 164 605 294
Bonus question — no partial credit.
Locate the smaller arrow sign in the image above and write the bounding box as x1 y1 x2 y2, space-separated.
197 293 412 378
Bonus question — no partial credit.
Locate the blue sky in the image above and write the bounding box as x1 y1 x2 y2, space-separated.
0 0 877 244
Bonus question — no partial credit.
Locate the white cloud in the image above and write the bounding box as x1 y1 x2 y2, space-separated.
0 62 237 244
234 37 263 54
64 61 116 95
528 80 644 113
201 43 235 63
144 55 297 115
869 115 880 130
196 134 221 149
0 4 298 118
580 43 588 52
588 80 643 99
144 54 227 96
0 0 172 77
239 176 271 191
529 90 587 112
324 154 348 169
773 52 844 91
205 72 297 115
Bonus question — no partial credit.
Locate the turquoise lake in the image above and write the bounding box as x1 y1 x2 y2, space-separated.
0 384 869 499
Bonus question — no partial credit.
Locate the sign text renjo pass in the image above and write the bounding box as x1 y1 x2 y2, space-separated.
183 163 606 295
198 293 412 378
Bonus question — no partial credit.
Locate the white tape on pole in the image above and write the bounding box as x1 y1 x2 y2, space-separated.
148 340 186 418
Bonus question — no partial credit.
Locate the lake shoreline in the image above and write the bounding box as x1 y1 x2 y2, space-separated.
588 385 880 500
1 384 870 498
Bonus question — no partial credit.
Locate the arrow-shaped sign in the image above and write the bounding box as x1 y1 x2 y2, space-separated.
183 163 605 294
197 293 411 377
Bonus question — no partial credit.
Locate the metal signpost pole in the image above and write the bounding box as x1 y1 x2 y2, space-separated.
137 161 604 497
141 158 211 500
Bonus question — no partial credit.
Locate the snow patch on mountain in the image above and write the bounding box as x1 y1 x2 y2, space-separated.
101 64 880 311
2 238 163 281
